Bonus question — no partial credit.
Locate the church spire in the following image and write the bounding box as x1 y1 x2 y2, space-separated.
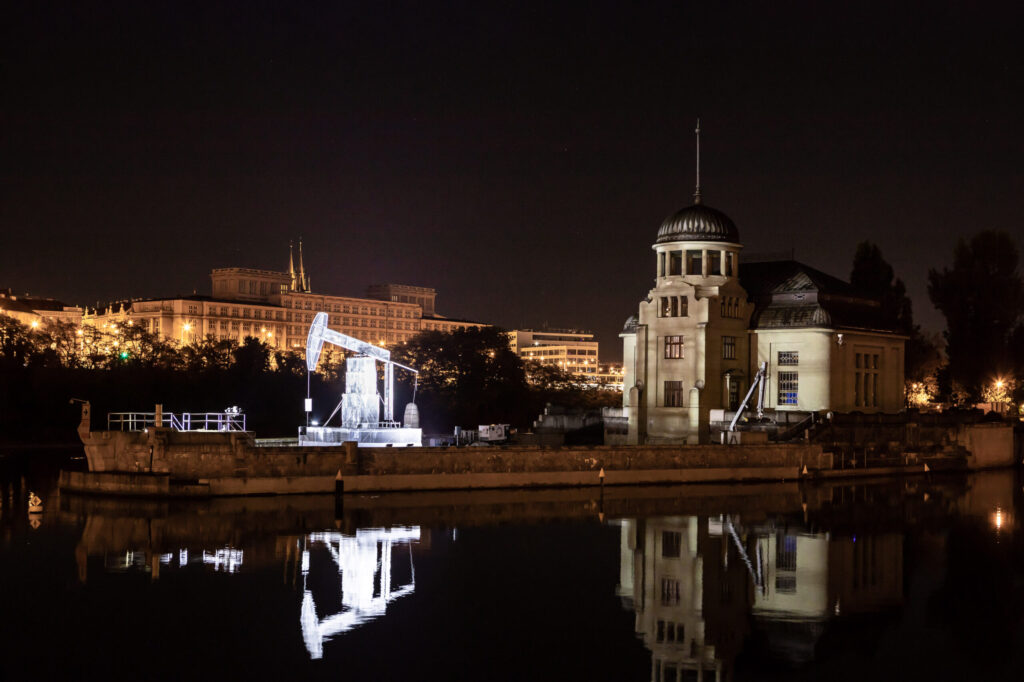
694 118 702 205
288 241 297 291
298 237 308 292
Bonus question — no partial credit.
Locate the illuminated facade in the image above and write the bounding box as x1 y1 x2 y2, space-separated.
621 128 905 444
0 289 83 327
509 328 600 377
83 243 487 348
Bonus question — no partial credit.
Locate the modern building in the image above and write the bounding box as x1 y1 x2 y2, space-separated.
508 328 600 377
621 130 905 444
83 242 487 348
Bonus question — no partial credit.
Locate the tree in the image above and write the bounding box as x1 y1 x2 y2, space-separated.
232 337 271 376
182 335 236 372
928 231 1023 399
392 327 532 431
0 315 40 369
850 242 941 396
850 241 914 334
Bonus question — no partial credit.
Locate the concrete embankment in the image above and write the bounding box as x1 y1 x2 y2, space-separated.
64 437 831 496
63 419 1018 497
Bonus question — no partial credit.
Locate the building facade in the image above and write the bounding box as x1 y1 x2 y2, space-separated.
0 289 83 327
508 328 600 377
621 183 905 444
83 245 486 349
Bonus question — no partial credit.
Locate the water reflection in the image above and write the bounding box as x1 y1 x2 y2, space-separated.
300 527 420 659
618 471 1019 681
12 469 1021 678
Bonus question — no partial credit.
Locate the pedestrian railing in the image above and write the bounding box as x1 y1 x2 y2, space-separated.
107 411 247 432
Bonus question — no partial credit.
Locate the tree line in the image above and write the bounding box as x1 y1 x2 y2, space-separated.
0 317 619 444
851 229 1023 408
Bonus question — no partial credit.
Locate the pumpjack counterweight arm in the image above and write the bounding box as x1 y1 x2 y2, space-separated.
306 312 389 372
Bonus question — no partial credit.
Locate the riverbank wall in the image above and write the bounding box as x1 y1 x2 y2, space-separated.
63 410 1017 497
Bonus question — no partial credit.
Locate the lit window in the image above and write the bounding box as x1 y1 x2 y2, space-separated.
664 335 684 359
778 351 799 366
778 371 799 406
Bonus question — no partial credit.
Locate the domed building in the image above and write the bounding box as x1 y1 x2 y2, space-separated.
620 126 905 444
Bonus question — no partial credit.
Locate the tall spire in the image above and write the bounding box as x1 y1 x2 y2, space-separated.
694 118 702 204
298 237 308 292
288 241 297 291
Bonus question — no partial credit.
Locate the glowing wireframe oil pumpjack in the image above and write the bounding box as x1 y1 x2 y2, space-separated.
299 312 422 447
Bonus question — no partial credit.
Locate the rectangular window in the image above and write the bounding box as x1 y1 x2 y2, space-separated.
661 578 680 606
687 250 703 275
776 534 798 570
726 252 735 276
778 371 799 406
659 252 666 277
778 351 799 366
669 250 682 276
709 251 721 275
662 531 682 558
679 296 688 316
722 336 736 359
665 336 684 359
664 380 685 407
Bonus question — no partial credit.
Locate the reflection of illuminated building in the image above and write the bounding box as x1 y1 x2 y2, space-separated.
300 527 420 660
619 517 740 681
619 516 905 677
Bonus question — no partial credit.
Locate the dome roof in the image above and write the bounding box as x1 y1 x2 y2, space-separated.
656 202 740 244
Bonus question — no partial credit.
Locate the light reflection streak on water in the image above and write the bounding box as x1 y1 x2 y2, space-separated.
300 526 420 660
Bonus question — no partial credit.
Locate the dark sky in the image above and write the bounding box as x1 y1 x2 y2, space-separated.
4 1 1023 360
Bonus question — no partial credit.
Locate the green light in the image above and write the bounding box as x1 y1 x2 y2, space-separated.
119 351 129 359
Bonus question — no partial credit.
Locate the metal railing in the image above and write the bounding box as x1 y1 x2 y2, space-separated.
107 411 247 432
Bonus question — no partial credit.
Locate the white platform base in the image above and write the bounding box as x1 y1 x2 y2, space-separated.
298 426 422 447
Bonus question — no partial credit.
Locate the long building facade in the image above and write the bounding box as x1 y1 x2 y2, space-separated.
83 244 486 349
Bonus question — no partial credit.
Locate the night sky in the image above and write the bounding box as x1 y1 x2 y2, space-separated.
4 1 1023 359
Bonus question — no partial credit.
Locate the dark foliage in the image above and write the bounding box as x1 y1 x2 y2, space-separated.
928 231 1023 399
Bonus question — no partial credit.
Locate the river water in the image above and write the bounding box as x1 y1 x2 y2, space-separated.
1 451 1023 681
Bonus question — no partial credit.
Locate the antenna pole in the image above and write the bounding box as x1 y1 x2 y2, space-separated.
694 118 702 204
